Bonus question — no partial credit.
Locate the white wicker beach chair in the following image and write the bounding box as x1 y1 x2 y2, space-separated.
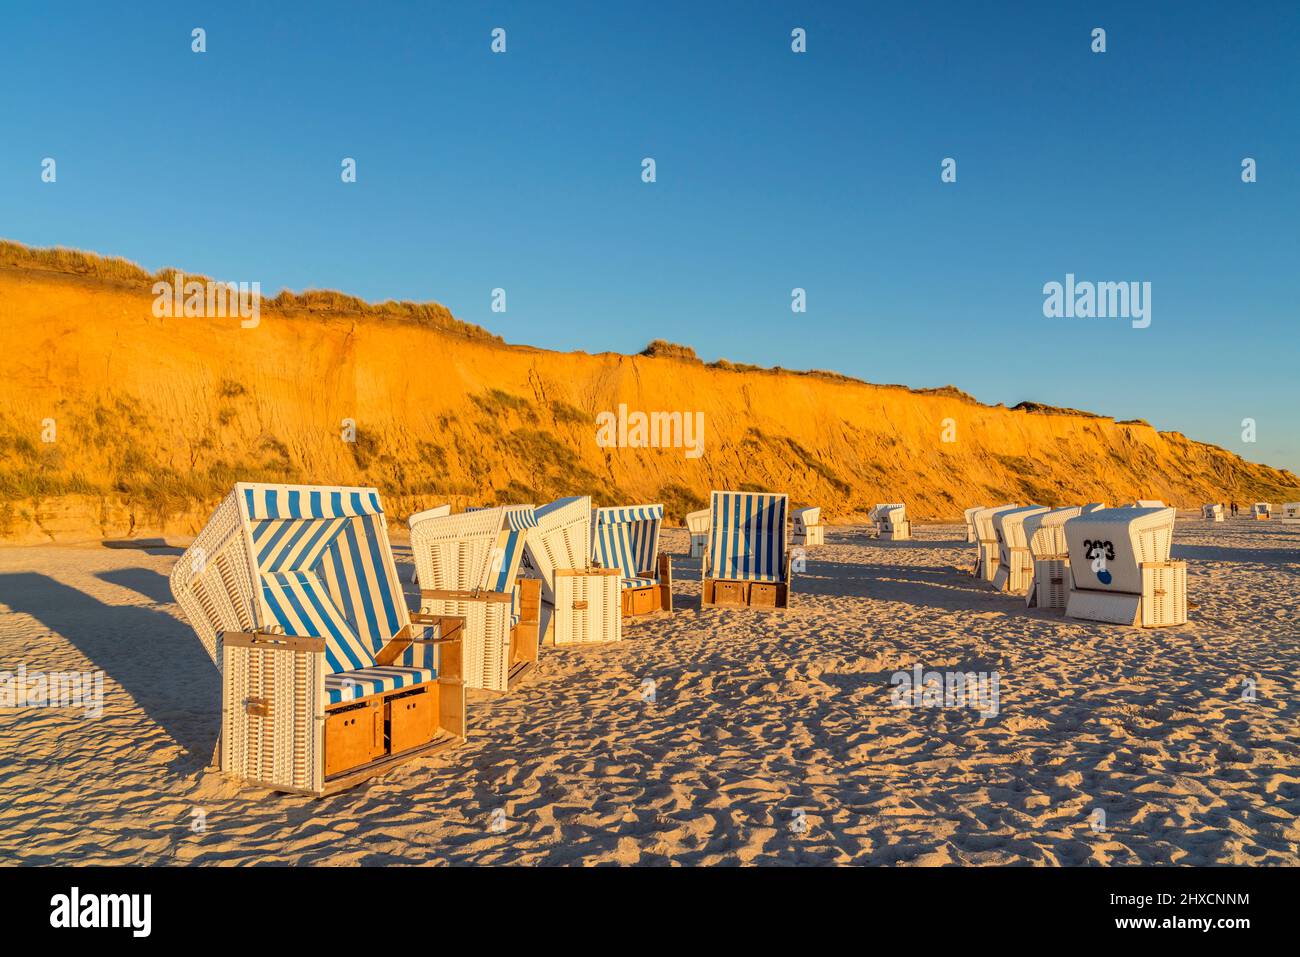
702 490 792 609
169 483 466 795
869 503 910 540
592 504 672 617
1022 506 1082 609
991 506 1048 594
1201 503 1225 522
970 504 1017 581
1063 506 1186 627
963 506 982 544
791 506 824 546
685 508 711 558
526 496 621 645
1252 502 1272 520
1281 502 1300 525
406 504 451 581
409 506 541 692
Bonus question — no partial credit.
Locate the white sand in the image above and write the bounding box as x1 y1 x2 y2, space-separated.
1 520 1297 865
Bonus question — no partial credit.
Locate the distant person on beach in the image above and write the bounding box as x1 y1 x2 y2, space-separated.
1231 501 1238 516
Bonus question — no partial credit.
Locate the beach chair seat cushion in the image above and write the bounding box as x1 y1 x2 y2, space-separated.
716 570 783 583
326 665 436 705
621 575 659 589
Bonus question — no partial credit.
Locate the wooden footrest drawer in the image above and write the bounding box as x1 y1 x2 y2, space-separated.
325 699 384 777
387 685 439 755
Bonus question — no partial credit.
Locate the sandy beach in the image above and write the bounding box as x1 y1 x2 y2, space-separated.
1 519 1297 866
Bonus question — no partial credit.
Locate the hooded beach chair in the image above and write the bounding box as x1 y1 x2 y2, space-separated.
963 506 982 544
970 504 1017 581
791 506 824 546
1281 502 1300 525
1202 503 1225 523
991 506 1048 594
169 483 465 795
686 508 711 558
702 490 793 609
525 496 622 645
1063 506 1186 627
869 503 910 540
592 504 672 617
1252 502 1272 520
409 505 541 692
406 504 451 582
1022 506 1082 609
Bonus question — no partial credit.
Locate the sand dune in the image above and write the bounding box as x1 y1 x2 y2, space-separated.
1 519 1297 865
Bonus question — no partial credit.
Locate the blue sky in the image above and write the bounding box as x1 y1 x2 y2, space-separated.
2 1 1297 471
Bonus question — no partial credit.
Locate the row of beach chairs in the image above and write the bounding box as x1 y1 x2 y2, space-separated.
170 483 801 795
1200 502 1300 522
967 502 1188 628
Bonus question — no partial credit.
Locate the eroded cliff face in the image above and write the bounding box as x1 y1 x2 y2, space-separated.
2 259 1296 543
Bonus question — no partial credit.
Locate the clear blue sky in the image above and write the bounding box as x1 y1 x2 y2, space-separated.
2 1 1297 472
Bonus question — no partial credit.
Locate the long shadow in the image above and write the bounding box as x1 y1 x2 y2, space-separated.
0 573 219 766
96 568 175 605
102 538 185 556
796 558 1017 614
1171 543 1297 566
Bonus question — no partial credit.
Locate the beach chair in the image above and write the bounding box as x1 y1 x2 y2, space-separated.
592 504 672 617
869 503 910 540
686 508 710 558
1064 506 1186 627
169 483 465 795
701 490 792 609
409 506 541 692
406 504 450 582
1252 502 1272 520
1021 506 1083 608
970 504 1017 581
1202 503 1225 523
791 506 824 546
963 506 982 544
1281 502 1300 525
526 496 622 645
991 506 1048 593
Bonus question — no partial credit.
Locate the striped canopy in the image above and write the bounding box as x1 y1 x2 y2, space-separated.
706 490 788 583
240 483 414 675
593 504 664 587
487 507 536 593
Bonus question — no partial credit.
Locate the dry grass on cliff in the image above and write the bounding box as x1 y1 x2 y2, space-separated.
0 240 500 343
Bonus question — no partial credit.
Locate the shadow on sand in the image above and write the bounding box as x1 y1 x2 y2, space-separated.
0 572 219 767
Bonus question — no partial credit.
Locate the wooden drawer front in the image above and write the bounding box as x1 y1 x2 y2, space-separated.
630 586 656 616
750 582 780 607
325 700 384 777
388 686 438 755
714 580 746 605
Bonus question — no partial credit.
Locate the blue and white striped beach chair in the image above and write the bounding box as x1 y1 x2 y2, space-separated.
170 482 466 795
592 503 673 616
702 490 793 608
409 505 541 692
